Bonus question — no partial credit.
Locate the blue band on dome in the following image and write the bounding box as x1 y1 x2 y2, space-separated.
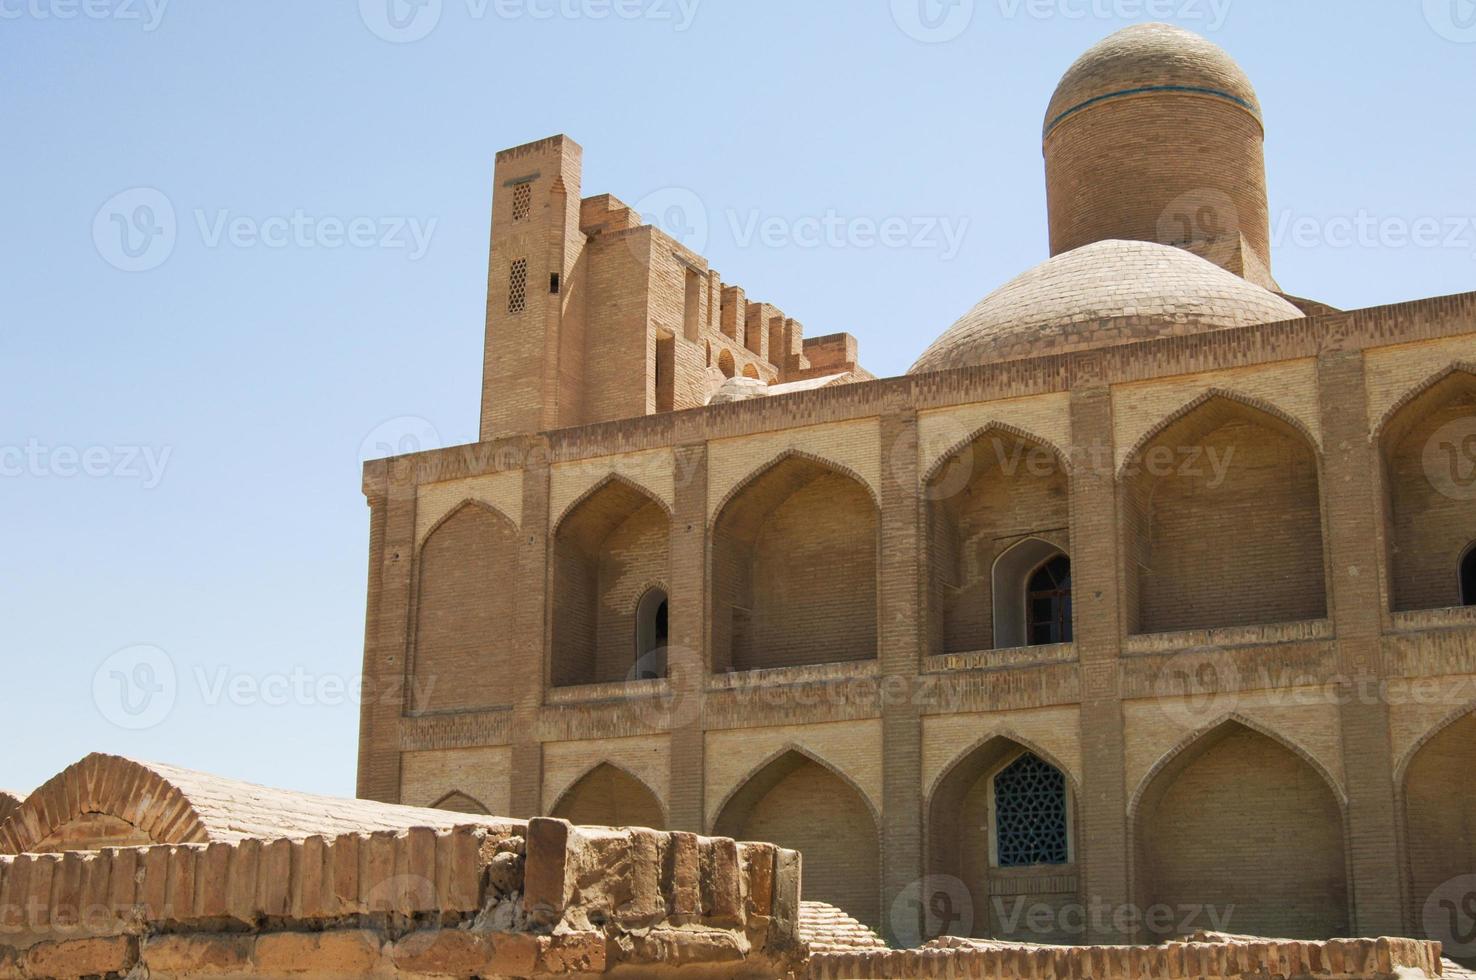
1045 84 1260 136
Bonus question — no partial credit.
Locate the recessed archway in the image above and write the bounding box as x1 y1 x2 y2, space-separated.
411 501 520 712
550 763 665 831
1379 367 1476 612
430 791 491 815
925 426 1070 655
1400 707 1476 945
551 478 671 687
926 736 1080 942
714 749 880 928
1130 719 1348 940
711 453 878 672
1120 392 1327 634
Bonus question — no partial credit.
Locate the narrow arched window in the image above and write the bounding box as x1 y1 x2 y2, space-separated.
992 752 1070 868
634 588 669 679
1027 555 1072 646
1462 546 1476 606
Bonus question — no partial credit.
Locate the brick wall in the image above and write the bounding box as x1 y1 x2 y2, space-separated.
549 763 666 830
715 753 881 929
1402 711 1476 937
1135 725 1348 940
411 504 519 712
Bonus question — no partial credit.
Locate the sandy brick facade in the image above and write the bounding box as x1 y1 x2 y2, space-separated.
354 22 1476 953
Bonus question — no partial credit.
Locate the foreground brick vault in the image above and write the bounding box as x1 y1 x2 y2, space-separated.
5 20 1476 980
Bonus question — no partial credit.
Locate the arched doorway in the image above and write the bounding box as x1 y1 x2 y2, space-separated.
925 428 1070 655
1402 710 1476 956
551 479 671 687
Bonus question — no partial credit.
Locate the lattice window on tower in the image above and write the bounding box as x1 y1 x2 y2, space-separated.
512 182 532 222
992 752 1069 868
508 258 528 314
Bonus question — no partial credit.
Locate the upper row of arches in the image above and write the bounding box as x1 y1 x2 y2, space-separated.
408 369 1476 703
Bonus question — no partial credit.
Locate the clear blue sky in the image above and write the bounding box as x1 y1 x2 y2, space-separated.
3 1 1472 799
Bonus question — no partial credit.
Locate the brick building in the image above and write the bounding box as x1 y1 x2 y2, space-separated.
354 23 1476 949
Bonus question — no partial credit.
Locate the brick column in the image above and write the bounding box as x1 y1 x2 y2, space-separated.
1316 350 1405 936
1067 385 1131 944
509 443 552 818
879 410 925 946
356 458 417 803
667 441 709 833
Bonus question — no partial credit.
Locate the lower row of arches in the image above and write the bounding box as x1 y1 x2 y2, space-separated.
430 715 1475 944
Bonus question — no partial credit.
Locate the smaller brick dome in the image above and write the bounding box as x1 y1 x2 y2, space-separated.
1044 22 1260 138
909 240 1302 374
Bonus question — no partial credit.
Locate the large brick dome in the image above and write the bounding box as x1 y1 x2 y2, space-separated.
1042 24 1275 290
909 240 1302 374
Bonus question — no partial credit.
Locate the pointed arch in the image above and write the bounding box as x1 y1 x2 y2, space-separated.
1374 362 1476 451
712 746 880 928
922 420 1072 486
550 762 666 831
553 472 672 534
1119 389 1328 634
416 497 518 556
1398 701 1476 940
410 499 521 712
1376 365 1476 612
924 733 1080 942
711 452 879 672
430 790 491 816
552 474 672 687
1118 388 1321 478
924 423 1071 657
1129 716 1349 940
712 449 880 527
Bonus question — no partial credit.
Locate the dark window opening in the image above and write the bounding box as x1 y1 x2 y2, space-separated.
1027 555 1072 646
634 588 669 681
1462 546 1476 606
550 272 561 294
